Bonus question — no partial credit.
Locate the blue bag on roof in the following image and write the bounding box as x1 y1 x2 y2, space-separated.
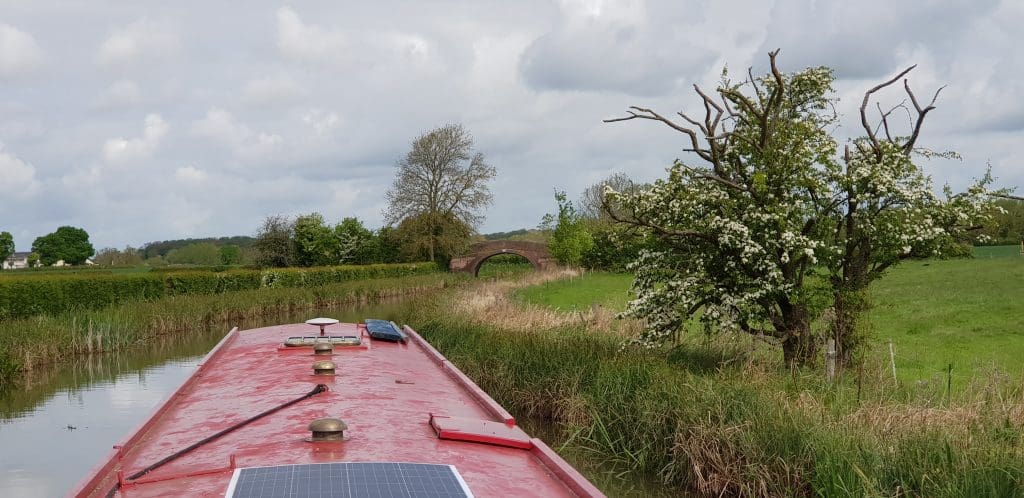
364 319 407 342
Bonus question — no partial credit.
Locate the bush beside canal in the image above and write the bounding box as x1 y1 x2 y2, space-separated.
0 262 439 321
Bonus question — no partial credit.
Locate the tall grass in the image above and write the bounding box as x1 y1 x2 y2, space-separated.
401 275 1024 498
0 273 463 388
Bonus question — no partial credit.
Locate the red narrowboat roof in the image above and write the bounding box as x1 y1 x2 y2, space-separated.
70 322 605 497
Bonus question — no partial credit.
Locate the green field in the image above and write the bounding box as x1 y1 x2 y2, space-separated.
513 272 634 311
516 247 1024 383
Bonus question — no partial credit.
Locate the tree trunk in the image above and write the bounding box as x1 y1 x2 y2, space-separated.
832 288 869 366
832 251 871 367
780 304 815 367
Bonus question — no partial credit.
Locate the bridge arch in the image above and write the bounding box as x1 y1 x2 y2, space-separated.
449 241 556 276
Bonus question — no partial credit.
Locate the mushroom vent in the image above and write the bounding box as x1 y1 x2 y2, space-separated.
313 343 334 355
309 417 347 441
312 360 336 375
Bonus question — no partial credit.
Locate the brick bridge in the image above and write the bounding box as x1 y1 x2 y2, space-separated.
449 240 556 276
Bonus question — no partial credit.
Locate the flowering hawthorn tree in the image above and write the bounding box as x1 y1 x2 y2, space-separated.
604 51 1001 366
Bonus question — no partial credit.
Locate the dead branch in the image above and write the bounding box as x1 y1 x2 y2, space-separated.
903 81 945 153
859 65 916 156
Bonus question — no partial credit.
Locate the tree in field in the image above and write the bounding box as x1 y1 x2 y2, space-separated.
605 51 999 365
384 124 496 262
393 212 472 265
0 231 13 269
293 213 341 267
219 245 243 265
32 226 94 266
541 190 593 266
334 217 376 265
578 172 637 221
255 215 295 268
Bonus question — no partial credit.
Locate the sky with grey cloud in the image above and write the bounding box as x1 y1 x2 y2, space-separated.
0 0 1020 251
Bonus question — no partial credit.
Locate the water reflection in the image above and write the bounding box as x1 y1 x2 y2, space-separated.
0 301 409 497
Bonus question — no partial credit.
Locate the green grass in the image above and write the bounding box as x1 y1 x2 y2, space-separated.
869 256 1024 382
515 248 1024 385
513 272 634 311
974 244 1023 259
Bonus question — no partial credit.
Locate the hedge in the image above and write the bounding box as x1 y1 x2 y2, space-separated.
0 263 438 320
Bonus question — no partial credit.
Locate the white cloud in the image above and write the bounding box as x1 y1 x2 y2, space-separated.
97 19 180 66
0 145 40 199
103 114 168 162
520 0 713 96
174 165 207 184
0 23 44 78
241 75 304 106
276 7 348 64
95 79 142 109
301 108 340 136
191 108 283 158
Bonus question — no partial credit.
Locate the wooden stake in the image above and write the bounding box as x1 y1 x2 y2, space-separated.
888 341 898 386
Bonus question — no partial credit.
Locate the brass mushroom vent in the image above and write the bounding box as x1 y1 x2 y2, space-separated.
312 360 336 376
308 417 347 441
313 343 334 355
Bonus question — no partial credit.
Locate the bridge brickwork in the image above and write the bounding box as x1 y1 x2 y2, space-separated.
449 240 556 276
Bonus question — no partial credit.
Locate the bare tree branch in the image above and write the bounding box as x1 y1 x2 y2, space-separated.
903 81 945 153
859 65 916 156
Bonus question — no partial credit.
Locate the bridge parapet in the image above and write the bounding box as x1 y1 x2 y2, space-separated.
450 240 556 276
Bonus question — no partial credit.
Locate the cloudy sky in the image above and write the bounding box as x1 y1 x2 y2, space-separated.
0 0 1020 251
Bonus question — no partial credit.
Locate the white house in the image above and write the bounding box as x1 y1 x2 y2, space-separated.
2 252 31 270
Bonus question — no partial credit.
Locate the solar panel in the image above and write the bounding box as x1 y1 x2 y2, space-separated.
224 462 474 498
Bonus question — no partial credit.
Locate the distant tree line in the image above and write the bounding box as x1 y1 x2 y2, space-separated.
141 236 256 259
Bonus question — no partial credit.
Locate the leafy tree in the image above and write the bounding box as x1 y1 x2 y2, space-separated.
219 245 243 265
384 124 496 262
376 226 404 264
605 51 999 365
0 231 13 269
542 190 593 266
334 217 376 265
27 252 40 267
32 226 94 266
255 215 295 268
393 212 471 266
293 213 340 267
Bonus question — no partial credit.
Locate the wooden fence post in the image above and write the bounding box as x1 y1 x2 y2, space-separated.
825 338 836 382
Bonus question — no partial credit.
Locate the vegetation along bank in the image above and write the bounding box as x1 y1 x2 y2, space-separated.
0 271 462 389
397 258 1024 498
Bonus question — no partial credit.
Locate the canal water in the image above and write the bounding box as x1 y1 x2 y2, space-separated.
0 299 675 497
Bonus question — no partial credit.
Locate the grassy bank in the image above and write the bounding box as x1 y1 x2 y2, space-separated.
0 273 463 388
402 257 1024 497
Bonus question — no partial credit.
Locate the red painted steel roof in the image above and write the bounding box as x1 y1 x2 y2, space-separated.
71 323 605 498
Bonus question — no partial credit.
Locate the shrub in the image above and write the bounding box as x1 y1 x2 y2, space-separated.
0 263 438 320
